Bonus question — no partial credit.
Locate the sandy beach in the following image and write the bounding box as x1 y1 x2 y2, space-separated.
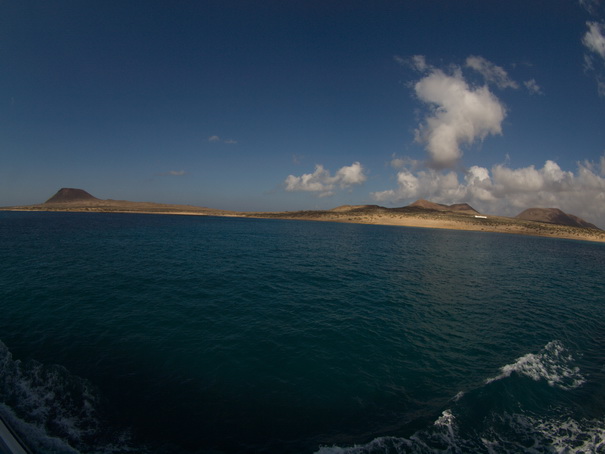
243 208 605 243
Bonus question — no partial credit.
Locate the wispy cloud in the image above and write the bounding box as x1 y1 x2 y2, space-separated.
580 0 605 97
412 59 507 168
465 56 519 89
372 156 605 227
394 54 430 72
524 79 543 95
208 135 237 144
580 0 601 17
156 170 186 176
285 162 367 197
292 153 304 165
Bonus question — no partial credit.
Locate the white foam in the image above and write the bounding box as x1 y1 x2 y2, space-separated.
482 412 605 454
452 391 465 402
485 340 585 390
316 341 591 454
530 415 605 453
433 409 455 428
0 403 80 454
316 411 605 454
315 436 412 454
0 340 135 454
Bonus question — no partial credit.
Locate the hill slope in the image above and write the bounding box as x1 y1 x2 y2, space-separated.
407 199 479 215
515 208 600 230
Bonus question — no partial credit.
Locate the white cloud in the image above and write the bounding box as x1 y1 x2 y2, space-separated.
208 135 221 142
524 79 543 95
335 162 367 186
371 157 605 227
285 162 367 197
389 156 423 170
413 67 507 168
373 168 463 204
582 21 605 96
465 56 519 89
583 21 605 59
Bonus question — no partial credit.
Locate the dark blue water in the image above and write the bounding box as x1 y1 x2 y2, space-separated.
0 212 604 453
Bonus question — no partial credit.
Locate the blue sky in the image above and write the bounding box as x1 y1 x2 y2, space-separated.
2 1 605 225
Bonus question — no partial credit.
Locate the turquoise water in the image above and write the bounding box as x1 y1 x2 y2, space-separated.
0 211 604 453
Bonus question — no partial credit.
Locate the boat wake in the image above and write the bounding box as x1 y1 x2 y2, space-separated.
316 341 603 454
0 340 136 454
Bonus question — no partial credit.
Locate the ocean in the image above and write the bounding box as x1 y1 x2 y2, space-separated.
0 211 604 454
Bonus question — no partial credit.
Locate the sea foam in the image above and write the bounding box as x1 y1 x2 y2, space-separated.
0 340 135 454
485 340 585 390
316 410 605 454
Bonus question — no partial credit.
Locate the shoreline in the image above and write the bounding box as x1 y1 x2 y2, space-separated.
244 211 605 243
3 205 605 244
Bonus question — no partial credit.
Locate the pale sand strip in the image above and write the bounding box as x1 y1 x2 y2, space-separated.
243 211 605 243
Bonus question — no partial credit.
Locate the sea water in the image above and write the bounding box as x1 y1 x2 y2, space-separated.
0 211 604 454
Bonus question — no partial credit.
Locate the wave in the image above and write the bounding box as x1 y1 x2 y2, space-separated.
317 341 599 454
316 410 605 454
485 340 585 390
0 340 136 454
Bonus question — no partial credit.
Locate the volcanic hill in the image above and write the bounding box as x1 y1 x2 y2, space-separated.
515 208 600 230
20 188 235 216
45 188 100 204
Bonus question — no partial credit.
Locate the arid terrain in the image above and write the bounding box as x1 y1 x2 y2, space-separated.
3 188 604 243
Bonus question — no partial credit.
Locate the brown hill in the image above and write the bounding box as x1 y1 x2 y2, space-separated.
407 199 479 215
45 188 99 204
515 208 600 230
12 188 234 216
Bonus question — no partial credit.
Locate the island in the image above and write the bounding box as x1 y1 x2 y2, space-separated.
2 188 604 243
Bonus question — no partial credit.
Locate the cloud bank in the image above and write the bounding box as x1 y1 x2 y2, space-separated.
411 58 508 169
372 157 605 227
285 162 367 197
374 54 605 226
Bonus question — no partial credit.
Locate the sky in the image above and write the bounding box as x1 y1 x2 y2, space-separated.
2 1 605 226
